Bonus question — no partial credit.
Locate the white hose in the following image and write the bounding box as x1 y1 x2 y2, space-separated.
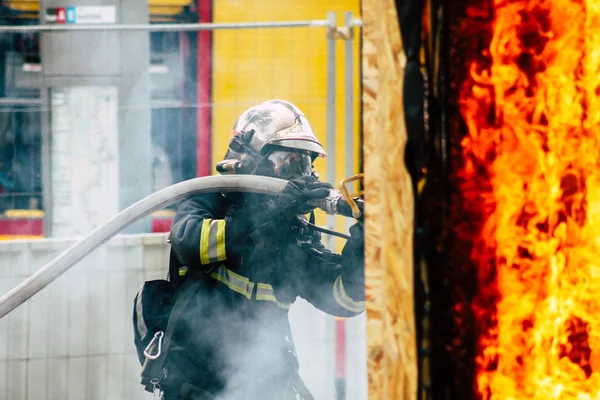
0 175 289 319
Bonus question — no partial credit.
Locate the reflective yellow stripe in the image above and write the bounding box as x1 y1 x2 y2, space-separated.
178 267 189 276
210 266 254 299
256 282 292 308
200 219 211 265
256 283 277 302
207 266 292 307
333 276 365 313
200 219 227 265
216 220 226 262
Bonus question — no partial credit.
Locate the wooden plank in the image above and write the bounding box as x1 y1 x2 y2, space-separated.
362 0 418 398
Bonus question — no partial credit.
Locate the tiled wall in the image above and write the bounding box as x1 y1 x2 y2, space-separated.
0 234 169 400
0 234 366 400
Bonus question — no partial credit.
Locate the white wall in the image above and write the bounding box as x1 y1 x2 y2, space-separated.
0 234 366 400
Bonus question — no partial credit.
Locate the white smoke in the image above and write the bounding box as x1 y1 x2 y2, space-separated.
168 268 364 400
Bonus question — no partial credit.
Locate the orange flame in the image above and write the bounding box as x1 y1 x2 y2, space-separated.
458 0 600 398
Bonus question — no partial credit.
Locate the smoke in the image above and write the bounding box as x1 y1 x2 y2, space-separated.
214 308 297 399
165 239 365 400
169 266 306 400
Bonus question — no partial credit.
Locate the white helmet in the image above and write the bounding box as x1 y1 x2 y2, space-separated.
220 99 327 179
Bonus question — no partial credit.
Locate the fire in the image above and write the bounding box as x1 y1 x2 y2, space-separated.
458 0 600 399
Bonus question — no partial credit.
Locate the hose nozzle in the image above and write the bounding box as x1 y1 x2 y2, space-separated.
308 190 363 219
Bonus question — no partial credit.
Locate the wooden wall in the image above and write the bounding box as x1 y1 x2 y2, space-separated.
362 0 418 398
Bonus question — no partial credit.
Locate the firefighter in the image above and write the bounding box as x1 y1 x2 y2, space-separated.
151 99 364 400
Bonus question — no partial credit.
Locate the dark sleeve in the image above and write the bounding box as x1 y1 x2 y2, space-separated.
169 192 227 270
297 223 365 318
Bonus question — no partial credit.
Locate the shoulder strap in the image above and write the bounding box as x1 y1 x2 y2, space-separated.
167 248 185 296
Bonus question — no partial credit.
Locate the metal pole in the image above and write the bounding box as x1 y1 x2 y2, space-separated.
40 89 52 237
325 11 344 400
335 316 347 400
335 12 357 400
0 20 330 33
344 11 355 232
326 11 337 244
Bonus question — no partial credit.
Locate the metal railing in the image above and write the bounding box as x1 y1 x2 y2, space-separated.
0 13 365 400
0 13 361 240
0 20 332 32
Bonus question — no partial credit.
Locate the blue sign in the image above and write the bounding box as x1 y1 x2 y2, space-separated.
66 7 76 24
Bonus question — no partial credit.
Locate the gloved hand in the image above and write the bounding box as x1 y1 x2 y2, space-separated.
271 175 333 220
338 220 365 284
342 220 364 258
223 176 332 261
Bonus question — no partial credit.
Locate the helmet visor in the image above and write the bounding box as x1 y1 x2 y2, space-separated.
265 150 313 180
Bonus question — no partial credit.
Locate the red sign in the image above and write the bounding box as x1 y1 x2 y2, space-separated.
56 7 66 23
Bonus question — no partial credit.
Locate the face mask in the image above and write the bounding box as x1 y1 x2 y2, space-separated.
264 150 313 180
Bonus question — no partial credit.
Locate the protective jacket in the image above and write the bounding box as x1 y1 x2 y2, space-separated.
143 191 365 400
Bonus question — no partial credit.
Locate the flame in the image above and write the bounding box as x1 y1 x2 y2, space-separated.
458 1 600 399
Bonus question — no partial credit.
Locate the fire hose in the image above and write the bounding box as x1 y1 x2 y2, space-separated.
0 174 363 319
